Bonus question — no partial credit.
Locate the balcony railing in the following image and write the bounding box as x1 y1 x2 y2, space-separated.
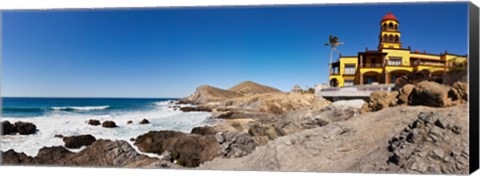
385 63 410 66
330 71 340 75
361 63 383 68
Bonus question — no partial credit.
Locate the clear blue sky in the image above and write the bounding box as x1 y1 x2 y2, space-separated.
1 2 468 98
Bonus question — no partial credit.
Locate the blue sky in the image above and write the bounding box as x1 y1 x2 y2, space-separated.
1 2 468 98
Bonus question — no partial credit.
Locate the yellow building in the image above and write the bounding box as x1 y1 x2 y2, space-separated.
329 12 467 87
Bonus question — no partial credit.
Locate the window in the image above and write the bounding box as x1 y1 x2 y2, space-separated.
344 65 356 75
388 57 402 66
344 80 354 87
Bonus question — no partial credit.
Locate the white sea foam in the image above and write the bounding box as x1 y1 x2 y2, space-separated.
0 101 214 157
50 105 110 111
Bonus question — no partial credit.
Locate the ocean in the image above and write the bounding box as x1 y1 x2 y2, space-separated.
0 97 214 157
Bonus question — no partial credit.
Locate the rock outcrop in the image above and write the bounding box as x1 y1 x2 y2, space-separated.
408 81 456 107
364 81 469 112
199 105 468 174
221 92 330 114
62 134 97 149
1 150 36 164
385 111 468 174
134 130 222 167
1 139 178 168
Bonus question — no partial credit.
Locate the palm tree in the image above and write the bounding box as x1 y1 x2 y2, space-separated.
325 35 344 78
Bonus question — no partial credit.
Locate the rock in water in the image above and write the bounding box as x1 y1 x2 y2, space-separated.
63 134 97 149
2 121 17 135
87 119 101 126
102 121 117 128
139 119 150 124
14 121 37 135
191 126 217 136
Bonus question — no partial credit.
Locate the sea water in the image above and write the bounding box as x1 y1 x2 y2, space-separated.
0 97 214 157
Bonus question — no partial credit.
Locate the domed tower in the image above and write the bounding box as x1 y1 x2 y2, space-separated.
378 12 402 49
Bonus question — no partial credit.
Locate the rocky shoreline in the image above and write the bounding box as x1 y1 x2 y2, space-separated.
0 80 470 174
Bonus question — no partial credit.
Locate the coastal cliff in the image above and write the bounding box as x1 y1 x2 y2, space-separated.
1 80 470 174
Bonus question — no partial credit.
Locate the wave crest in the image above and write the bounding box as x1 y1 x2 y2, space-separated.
51 106 110 111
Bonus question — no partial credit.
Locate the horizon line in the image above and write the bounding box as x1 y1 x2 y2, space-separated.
1 96 181 99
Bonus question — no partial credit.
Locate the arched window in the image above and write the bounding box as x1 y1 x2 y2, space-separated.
389 22 393 28
389 34 394 42
394 24 398 30
395 35 399 42
383 34 388 42
383 23 387 30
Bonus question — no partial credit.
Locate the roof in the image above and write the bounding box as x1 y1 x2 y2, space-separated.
382 12 398 22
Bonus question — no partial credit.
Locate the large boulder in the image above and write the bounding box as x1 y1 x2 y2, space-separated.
14 121 37 135
63 134 97 149
409 81 456 107
397 84 415 105
2 121 17 135
134 130 222 167
191 126 217 136
366 91 399 111
102 121 117 128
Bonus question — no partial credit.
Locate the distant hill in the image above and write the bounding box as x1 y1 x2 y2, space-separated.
181 85 243 105
228 81 282 96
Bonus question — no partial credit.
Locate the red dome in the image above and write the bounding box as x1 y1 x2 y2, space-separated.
382 12 398 22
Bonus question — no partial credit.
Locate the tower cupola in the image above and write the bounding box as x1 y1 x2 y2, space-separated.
378 12 402 49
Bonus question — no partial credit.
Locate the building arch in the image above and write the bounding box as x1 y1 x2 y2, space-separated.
389 34 394 42
383 23 387 30
389 22 393 28
420 69 431 77
362 71 382 85
394 35 399 42
330 78 339 87
383 34 388 42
